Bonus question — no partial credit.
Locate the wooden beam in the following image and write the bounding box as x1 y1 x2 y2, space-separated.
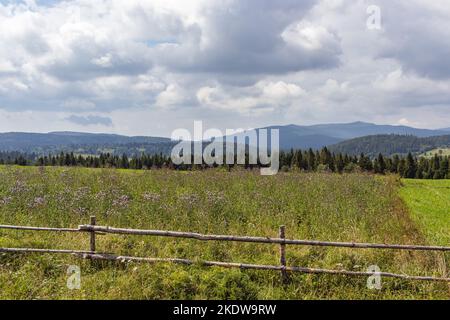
279 225 289 284
78 225 450 252
0 225 80 232
89 216 96 252
77 253 450 283
0 247 93 254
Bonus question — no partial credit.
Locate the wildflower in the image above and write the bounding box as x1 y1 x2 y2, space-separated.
142 192 161 202
73 207 88 216
29 196 46 208
105 209 117 216
205 191 225 204
76 187 90 196
9 180 28 194
178 193 199 205
112 195 131 208
94 191 107 200
0 196 12 206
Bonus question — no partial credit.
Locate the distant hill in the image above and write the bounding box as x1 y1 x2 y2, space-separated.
0 122 448 155
328 134 450 158
221 126 342 150
0 132 175 156
222 121 448 150
303 121 445 138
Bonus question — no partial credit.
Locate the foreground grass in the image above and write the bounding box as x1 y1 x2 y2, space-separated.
0 166 448 299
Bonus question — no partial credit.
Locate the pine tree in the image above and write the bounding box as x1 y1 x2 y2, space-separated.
377 153 386 174
431 154 441 179
307 149 316 171
405 153 417 178
398 158 407 177
439 157 449 179
336 153 345 173
391 155 400 173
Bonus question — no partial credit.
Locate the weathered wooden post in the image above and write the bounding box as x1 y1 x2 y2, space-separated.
279 225 289 284
89 216 96 252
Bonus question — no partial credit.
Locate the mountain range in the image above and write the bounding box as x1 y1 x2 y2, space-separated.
1 121 449 156
240 121 448 150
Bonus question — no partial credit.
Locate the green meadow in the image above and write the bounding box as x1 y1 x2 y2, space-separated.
0 166 448 299
399 179 450 245
421 148 450 158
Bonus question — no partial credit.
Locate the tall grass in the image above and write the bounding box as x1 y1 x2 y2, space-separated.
0 165 448 299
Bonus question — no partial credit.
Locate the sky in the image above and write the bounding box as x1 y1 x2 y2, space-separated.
1 0 450 137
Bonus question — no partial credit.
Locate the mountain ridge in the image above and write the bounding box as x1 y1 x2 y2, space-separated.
0 121 448 155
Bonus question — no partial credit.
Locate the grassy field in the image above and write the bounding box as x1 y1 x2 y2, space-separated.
0 166 448 299
421 148 450 158
399 179 450 245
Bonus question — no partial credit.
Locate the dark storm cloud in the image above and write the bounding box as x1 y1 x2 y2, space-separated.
377 1 450 79
156 0 342 75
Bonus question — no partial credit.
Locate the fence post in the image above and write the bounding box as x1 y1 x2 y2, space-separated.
89 216 96 252
279 225 289 284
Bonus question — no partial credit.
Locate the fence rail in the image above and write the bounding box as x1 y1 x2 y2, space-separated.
78 224 450 252
0 224 80 232
0 247 94 254
1 217 449 283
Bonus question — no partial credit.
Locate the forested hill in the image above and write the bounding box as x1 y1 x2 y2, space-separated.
0 132 175 156
328 134 450 157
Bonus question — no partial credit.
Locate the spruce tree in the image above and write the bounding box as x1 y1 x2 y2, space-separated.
405 153 417 178
377 153 386 174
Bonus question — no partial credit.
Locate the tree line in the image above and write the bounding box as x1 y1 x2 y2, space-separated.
277 148 449 179
0 148 449 179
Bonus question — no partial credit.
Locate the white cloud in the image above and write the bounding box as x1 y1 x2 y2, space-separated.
155 84 187 108
316 79 350 102
259 81 305 100
372 69 450 107
197 80 305 114
282 21 340 51
1 0 450 134
91 54 113 68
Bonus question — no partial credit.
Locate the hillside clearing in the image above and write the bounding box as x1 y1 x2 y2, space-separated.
0 166 448 299
420 148 450 158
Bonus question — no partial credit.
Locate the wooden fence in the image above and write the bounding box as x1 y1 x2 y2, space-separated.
0 216 449 283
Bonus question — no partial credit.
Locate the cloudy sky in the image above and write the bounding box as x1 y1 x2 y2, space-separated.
1 0 450 136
